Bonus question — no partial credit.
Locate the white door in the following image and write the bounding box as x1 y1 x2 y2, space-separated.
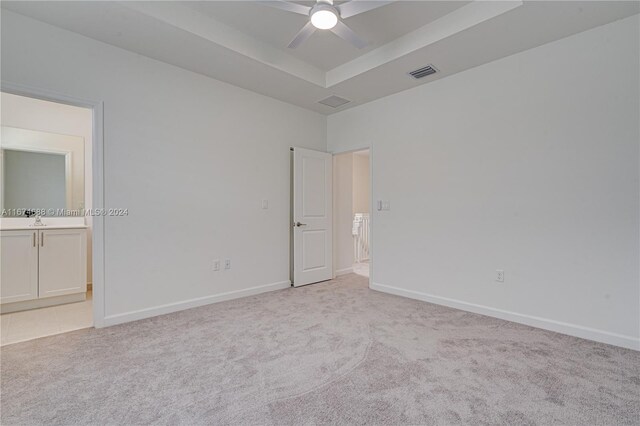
0 230 39 304
38 228 87 298
292 147 333 287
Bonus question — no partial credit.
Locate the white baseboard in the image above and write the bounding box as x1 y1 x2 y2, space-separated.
371 282 640 351
103 280 291 327
335 267 354 276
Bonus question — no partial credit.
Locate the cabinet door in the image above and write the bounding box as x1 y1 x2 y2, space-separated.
38 229 87 298
1 230 39 304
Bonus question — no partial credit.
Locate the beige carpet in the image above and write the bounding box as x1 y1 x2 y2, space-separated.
1 274 638 425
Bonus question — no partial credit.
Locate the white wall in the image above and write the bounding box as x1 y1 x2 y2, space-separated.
1 93 93 283
352 152 370 215
328 16 640 349
333 152 354 274
1 10 326 322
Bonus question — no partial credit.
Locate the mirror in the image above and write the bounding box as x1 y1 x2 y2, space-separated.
1 126 85 217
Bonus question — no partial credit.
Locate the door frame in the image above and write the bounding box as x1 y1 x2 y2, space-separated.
331 145 373 288
1 81 106 327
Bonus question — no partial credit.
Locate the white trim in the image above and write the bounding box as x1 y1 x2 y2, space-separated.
371 282 640 351
1 81 106 328
335 267 354 276
103 280 291 326
121 2 325 87
368 146 373 289
326 1 523 87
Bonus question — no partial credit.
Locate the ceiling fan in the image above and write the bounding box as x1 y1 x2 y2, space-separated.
264 0 392 49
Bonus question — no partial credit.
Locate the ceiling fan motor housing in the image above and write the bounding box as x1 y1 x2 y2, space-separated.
310 3 338 16
316 0 335 7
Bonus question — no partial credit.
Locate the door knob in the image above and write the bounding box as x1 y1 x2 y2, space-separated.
295 222 307 227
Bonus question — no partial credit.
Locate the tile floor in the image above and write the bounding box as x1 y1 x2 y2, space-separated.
1 292 93 346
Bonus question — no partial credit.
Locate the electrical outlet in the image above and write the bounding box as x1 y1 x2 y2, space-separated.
224 259 231 270
213 260 220 271
496 269 504 282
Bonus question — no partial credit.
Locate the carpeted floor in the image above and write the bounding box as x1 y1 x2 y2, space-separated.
1 274 639 425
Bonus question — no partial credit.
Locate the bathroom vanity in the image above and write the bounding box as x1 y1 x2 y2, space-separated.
0 223 87 313
0 126 89 314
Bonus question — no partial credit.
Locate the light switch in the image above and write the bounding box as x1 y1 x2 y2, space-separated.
377 200 390 211
261 199 269 210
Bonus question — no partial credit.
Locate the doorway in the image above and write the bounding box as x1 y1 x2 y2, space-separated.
333 149 371 280
0 92 94 345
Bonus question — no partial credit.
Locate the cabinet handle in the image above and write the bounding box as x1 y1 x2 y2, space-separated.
40 232 44 247
33 232 36 247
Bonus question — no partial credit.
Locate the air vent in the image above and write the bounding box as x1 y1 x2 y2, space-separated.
318 95 351 108
408 65 437 79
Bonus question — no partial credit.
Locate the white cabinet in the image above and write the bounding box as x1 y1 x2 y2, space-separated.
0 228 86 307
39 229 87 298
0 230 39 303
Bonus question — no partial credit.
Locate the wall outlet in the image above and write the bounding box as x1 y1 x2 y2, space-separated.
496 269 504 282
224 259 231 270
213 260 220 271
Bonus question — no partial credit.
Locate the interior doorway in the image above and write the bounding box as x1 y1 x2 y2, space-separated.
333 149 371 280
0 92 94 345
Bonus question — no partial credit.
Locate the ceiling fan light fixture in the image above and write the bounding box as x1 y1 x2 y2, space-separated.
310 8 338 30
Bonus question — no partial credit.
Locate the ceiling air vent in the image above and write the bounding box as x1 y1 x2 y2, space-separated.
408 65 437 79
318 95 351 108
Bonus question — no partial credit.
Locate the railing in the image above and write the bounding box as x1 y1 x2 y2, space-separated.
352 213 370 263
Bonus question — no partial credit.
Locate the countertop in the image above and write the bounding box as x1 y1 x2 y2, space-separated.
1 225 88 231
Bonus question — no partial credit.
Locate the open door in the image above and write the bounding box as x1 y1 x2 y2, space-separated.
292 147 333 287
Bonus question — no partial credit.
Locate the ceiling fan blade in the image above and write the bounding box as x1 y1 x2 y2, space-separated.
337 0 393 19
262 1 311 16
288 21 316 49
330 20 368 49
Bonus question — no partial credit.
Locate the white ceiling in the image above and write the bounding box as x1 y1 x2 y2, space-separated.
2 1 639 115
184 1 470 70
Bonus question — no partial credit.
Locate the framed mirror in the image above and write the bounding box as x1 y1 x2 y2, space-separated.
1 126 85 217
